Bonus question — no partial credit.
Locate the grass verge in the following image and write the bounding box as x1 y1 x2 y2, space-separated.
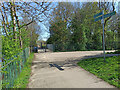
13 53 34 88
77 56 120 88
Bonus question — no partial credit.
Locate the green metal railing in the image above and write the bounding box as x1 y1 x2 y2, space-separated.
0 47 30 88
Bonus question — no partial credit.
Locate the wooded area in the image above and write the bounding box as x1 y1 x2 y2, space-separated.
0 1 52 88
47 2 120 52
0 2 52 59
1 2 120 55
0 1 120 88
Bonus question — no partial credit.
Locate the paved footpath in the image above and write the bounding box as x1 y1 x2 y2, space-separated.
28 50 119 88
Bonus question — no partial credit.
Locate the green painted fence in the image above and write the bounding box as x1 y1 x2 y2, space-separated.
0 47 30 88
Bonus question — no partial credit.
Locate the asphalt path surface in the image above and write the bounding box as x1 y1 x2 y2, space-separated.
28 50 119 88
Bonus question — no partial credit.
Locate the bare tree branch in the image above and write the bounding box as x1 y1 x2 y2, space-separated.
0 3 8 36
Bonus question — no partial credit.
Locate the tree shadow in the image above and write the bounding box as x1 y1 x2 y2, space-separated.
32 53 120 70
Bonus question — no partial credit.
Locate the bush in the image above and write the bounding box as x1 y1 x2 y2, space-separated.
13 53 34 88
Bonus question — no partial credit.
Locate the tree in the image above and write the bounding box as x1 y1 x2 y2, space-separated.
0 1 52 58
70 2 103 50
70 9 87 50
48 17 68 51
0 1 52 48
48 2 74 51
107 11 120 50
98 1 116 49
47 2 118 51
117 17 120 50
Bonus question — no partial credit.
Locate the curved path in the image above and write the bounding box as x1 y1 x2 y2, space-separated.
28 50 119 88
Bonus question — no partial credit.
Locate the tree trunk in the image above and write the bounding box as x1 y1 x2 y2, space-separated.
13 6 23 49
10 2 17 41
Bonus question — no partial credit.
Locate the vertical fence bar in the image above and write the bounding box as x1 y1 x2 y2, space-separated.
15 60 17 79
0 27 2 90
22 50 24 68
102 10 106 62
3 61 5 88
24 48 26 63
1 48 29 88
12 62 14 86
9 63 12 88
6 65 8 88
8 64 10 88
19 59 21 73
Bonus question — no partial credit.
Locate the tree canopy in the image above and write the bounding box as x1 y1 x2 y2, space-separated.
47 2 119 52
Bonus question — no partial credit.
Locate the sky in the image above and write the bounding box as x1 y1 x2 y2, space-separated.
40 1 120 41
0 1 119 42
39 22 50 41
38 2 57 41
1 0 120 2
0 1 120 63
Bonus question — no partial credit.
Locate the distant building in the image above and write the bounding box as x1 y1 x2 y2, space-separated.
37 40 46 49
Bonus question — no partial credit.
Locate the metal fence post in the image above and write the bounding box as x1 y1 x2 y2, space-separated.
0 26 2 90
1 48 30 88
102 10 106 62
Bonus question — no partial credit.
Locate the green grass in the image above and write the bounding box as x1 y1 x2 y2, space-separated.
77 56 120 88
13 53 34 88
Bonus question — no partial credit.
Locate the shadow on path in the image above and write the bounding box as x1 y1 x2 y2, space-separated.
32 53 120 71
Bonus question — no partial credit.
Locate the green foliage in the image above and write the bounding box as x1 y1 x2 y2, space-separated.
1 22 35 88
118 21 120 50
77 56 120 88
1 2 42 88
2 35 21 60
47 2 119 52
21 28 30 49
1 48 30 88
48 17 69 51
13 53 34 88
70 12 87 50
